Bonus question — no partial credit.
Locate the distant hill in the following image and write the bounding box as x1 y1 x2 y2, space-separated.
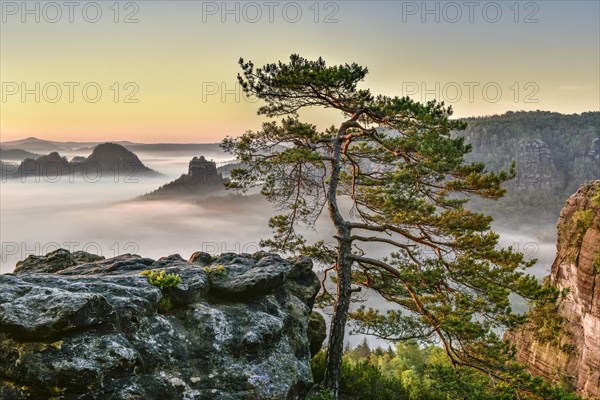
0 137 224 157
0 137 98 153
6 143 159 181
79 143 157 176
0 148 40 161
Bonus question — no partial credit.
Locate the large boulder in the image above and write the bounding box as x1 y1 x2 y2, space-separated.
0 250 325 399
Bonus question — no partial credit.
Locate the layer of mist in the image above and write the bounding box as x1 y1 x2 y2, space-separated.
0 150 559 349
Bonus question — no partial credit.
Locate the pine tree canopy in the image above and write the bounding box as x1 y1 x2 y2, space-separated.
223 54 561 398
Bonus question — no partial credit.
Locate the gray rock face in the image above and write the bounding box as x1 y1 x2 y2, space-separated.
1 250 325 399
516 138 559 191
589 138 600 160
571 138 600 186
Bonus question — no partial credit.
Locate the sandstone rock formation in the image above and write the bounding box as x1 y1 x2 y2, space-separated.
140 156 225 199
515 138 559 191
0 249 325 399
508 180 600 398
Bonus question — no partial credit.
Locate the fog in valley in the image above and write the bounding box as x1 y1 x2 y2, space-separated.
0 148 560 348
0 150 258 272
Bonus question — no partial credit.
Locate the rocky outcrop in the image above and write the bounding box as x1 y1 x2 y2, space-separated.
14 248 105 274
515 138 559 191
507 181 600 398
0 249 325 399
188 156 220 181
5 143 158 181
140 156 224 200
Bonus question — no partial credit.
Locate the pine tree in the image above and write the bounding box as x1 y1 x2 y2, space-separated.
356 338 371 359
223 54 548 398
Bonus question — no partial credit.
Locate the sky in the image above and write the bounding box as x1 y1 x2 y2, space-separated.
1 0 599 143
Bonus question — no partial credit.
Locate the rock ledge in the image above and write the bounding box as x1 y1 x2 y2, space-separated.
1 249 325 400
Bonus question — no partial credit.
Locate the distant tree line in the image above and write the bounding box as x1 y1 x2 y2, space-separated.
310 339 581 400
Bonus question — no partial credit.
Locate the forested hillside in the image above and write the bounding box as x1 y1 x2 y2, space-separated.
460 111 599 226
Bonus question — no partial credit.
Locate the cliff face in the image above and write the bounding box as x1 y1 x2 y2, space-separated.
508 180 600 398
0 249 325 399
515 138 559 191
571 138 600 187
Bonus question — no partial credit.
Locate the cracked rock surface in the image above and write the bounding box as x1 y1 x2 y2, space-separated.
1 249 325 399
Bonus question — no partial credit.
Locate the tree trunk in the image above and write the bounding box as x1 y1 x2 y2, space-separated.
323 240 352 398
323 122 353 399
